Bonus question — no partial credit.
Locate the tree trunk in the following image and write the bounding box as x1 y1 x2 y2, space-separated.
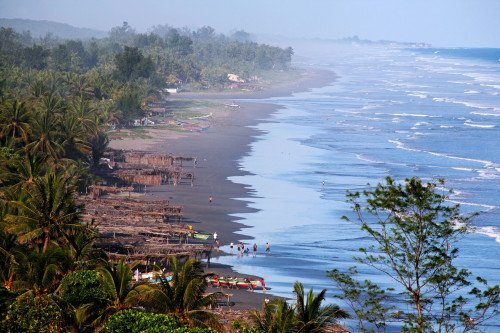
43 232 50 253
415 293 423 332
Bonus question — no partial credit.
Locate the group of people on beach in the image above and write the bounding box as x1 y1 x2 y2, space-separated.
228 241 271 257
213 231 271 257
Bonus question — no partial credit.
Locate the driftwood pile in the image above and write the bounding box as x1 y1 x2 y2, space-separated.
79 195 213 262
78 197 183 224
119 151 197 168
106 151 196 186
89 185 134 199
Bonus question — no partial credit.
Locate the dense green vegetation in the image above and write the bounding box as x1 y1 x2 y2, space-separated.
248 281 349 333
0 21 297 332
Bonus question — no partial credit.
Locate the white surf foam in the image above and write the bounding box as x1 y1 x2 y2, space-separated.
433 97 492 110
474 226 500 244
355 154 407 167
407 92 428 99
447 200 497 211
388 139 499 180
392 113 439 118
470 111 500 117
464 120 496 129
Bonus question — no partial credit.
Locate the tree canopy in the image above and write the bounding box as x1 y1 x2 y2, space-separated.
329 177 499 332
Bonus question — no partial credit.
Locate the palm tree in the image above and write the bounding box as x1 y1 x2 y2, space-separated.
0 99 32 146
75 259 141 327
249 298 295 333
59 111 91 160
0 230 19 290
0 152 46 191
293 282 349 333
4 171 83 253
89 132 109 168
132 257 223 329
13 246 71 294
69 96 97 135
26 108 64 161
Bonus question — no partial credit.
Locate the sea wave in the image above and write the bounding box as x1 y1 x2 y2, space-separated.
407 92 428 99
433 97 494 111
474 226 500 244
447 199 497 211
464 120 496 129
355 154 407 167
388 139 499 180
470 111 500 117
385 113 439 118
462 72 498 83
480 83 500 90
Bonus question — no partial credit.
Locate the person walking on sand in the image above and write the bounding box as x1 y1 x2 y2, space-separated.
209 196 212 204
230 242 234 254
213 232 218 242
253 243 257 257
265 242 270 254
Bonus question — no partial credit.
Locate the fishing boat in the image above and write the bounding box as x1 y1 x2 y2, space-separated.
250 278 266 289
208 275 266 290
193 232 211 240
217 276 229 287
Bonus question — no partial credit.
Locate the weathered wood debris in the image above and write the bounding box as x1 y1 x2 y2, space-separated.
89 185 134 198
104 151 197 186
79 194 213 263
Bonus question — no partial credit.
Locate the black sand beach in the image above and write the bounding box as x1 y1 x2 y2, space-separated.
109 68 336 310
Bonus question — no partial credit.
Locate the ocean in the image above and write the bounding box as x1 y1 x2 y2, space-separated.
212 44 500 331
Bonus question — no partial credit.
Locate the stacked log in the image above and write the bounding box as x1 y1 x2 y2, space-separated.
117 174 162 186
89 185 134 199
123 152 175 166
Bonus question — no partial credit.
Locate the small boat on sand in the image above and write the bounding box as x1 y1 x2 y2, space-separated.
193 232 211 240
208 275 266 290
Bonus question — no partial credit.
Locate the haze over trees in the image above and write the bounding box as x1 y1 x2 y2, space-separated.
0 20 295 332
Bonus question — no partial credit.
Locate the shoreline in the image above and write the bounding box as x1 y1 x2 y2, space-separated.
108 67 336 310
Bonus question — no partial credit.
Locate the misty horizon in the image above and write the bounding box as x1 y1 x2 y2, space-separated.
1 0 500 48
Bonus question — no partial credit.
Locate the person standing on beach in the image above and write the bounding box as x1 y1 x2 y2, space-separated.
209 196 212 204
253 243 257 257
230 242 234 254
265 242 270 254
213 232 218 242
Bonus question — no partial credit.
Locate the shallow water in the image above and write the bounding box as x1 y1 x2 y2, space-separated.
212 44 500 331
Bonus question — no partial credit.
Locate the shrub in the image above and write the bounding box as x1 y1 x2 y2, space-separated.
3 291 63 333
58 269 110 306
101 309 220 333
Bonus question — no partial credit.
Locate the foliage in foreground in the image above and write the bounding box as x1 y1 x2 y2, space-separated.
329 177 499 332
3 291 64 333
131 257 223 330
100 309 216 333
249 281 349 333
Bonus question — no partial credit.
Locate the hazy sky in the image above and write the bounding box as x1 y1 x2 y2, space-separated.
1 0 499 47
